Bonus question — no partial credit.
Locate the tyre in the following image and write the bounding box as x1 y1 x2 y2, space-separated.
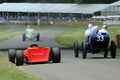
36 33 40 41
103 50 108 58
22 33 26 41
74 40 79 58
8 49 15 63
110 40 116 58
52 47 61 63
82 40 87 59
15 50 23 66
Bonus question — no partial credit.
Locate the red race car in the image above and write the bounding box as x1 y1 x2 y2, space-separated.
8 43 61 66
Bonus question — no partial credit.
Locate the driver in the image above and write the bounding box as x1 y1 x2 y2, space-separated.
85 23 93 38
26 25 31 31
97 25 108 35
84 23 98 43
85 23 98 38
29 43 38 48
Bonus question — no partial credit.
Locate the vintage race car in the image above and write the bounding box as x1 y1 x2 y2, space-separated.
8 44 61 66
74 34 116 59
22 27 40 41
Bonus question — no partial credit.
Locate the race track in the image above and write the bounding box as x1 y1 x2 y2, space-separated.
0 26 120 80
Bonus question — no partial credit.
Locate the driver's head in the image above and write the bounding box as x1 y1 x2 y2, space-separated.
30 43 38 47
88 23 93 29
27 25 30 29
102 25 107 30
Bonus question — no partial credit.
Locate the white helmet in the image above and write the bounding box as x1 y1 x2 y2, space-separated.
102 25 107 30
27 25 30 29
88 23 93 29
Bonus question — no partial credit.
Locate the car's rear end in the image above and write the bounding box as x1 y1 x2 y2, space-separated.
26 29 37 39
90 34 110 51
8 47 61 66
23 47 49 63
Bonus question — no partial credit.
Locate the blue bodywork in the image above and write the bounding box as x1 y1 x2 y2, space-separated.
87 34 110 53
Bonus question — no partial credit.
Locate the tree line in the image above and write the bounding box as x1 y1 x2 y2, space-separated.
0 0 119 4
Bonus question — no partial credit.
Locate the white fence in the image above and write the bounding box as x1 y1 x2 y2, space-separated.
104 21 120 25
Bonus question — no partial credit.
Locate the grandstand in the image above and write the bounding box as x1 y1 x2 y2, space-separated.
0 1 119 23
0 3 108 21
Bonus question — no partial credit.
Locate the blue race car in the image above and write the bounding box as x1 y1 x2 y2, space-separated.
74 34 116 59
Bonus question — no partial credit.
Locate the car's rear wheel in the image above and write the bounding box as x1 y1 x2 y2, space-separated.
52 47 61 63
74 40 79 58
36 33 40 41
22 33 26 41
15 50 23 66
110 40 116 58
8 49 15 63
82 40 87 59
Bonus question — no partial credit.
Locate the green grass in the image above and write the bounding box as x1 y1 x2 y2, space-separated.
0 54 43 80
55 25 120 56
0 25 43 80
56 28 85 47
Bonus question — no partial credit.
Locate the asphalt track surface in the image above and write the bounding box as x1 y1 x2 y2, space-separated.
0 26 120 80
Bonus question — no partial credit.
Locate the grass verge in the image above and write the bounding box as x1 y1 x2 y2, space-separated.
0 54 43 80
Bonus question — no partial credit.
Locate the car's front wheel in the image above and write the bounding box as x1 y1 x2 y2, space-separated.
104 50 108 58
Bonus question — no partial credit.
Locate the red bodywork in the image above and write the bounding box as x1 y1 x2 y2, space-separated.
23 46 49 63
